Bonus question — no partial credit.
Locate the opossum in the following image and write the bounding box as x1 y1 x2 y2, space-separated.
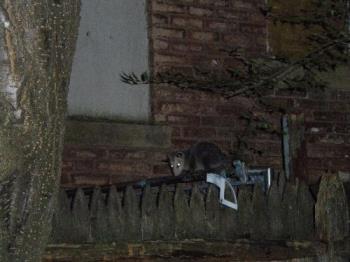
168 142 229 176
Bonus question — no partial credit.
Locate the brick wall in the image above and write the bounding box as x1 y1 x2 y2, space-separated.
62 146 169 187
61 0 350 187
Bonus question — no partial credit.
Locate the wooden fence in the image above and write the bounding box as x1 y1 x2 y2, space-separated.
48 174 349 261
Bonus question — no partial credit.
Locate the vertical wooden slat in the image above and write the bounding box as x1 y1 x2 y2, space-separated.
219 184 238 240
283 182 298 239
315 175 349 242
90 187 102 242
158 184 175 240
50 190 73 243
296 181 315 240
205 185 221 239
107 186 124 241
267 180 284 240
71 188 90 243
237 186 252 238
123 186 141 241
92 194 110 243
251 184 269 240
174 184 190 239
189 184 206 238
141 185 158 240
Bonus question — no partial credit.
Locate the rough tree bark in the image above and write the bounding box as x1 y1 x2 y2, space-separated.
0 1 80 261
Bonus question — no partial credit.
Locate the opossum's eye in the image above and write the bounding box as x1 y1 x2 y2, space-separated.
176 163 181 167
170 164 174 168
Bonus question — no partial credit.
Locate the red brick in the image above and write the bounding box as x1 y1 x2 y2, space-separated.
75 160 94 171
157 102 217 115
171 43 202 52
250 141 282 157
182 127 216 138
307 144 350 158
60 173 72 185
171 138 198 149
172 17 203 28
72 174 110 186
153 164 172 176
313 111 348 122
331 90 350 101
167 114 200 125
200 116 240 127
98 161 152 174
153 39 169 50
62 161 74 172
294 99 328 111
328 101 350 111
153 27 185 39
191 31 218 41
208 21 227 31
171 126 182 137
152 14 169 25
305 133 348 145
154 54 185 64
189 7 213 17
153 2 188 13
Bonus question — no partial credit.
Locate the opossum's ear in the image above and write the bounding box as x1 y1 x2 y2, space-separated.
176 152 184 158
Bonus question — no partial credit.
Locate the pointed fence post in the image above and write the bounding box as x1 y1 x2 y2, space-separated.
123 186 141 241
205 185 221 239
267 180 284 240
71 188 90 243
189 184 206 238
296 181 315 240
90 188 110 243
174 184 191 239
219 185 238 240
158 184 175 240
282 182 298 239
141 185 158 240
50 190 73 243
251 184 269 240
315 175 349 242
107 186 124 241
237 187 252 238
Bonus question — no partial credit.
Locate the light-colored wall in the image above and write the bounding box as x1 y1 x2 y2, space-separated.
67 0 150 121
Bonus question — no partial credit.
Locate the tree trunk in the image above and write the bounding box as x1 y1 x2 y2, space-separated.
0 1 81 261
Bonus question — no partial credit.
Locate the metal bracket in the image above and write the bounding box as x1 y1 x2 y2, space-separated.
206 161 273 210
206 173 238 210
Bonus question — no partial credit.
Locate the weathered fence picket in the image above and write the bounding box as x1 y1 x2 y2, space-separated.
189 184 206 238
205 185 221 239
296 182 315 240
71 188 90 243
123 186 140 241
282 182 298 239
267 180 284 240
106 186 124 241
174 184 191 239
237 186 252 237
141 185 158 240
158 184 175 240
315 174 349 242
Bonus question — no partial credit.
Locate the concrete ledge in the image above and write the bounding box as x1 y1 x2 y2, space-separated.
64 120 172 149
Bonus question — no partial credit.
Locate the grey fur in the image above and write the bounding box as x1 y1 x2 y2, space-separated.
168 142 229 176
